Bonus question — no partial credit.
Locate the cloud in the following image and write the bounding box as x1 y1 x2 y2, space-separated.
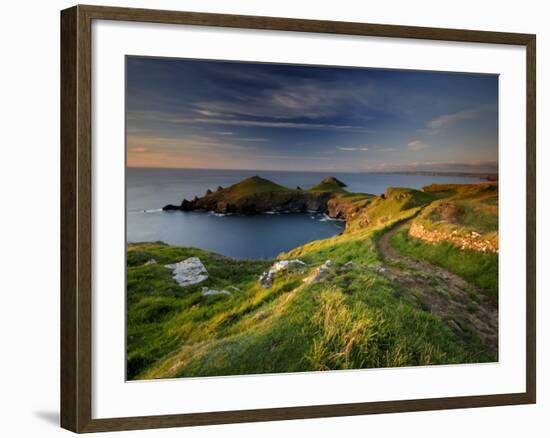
194 80 375 121
129 146 147 153
128 111 371 131
127 134 243 151
338 147 370 151
426 105 496 131
235 138 269 142
194 109 227 117
192 117 366 130
362 160 498 173
408 140 429 151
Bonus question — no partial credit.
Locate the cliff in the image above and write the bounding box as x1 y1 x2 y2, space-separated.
163 175 370 218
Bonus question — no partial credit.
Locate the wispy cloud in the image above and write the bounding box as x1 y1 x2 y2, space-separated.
193 80 376 121
129 146 147 153
128 111 371 131
362 160 498 173
338 147 370 151
235 138 269 142
192 117 368 131
408 140 429 151
127 134 243 151
425 105 496 132
194 109 227 117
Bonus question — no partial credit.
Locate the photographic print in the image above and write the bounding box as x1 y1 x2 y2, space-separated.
126 57 498 381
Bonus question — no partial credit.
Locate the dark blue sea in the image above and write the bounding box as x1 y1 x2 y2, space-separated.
127 168 483 259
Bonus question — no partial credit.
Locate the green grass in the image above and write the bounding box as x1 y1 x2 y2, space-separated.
309 176 348 192
389 226 498 303
216 175 291 199
455 199 498 232
129 224 493 379
127 181 498 380
126 243 272 379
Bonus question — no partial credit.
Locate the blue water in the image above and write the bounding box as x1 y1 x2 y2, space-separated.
127 168 483 259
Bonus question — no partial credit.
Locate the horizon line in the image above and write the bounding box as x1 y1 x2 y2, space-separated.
126 165 498 175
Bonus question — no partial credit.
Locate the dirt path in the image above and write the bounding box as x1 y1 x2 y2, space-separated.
377 219 498 359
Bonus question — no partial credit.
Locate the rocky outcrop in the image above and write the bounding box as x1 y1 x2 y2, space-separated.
259 259 306 288
165 257 208 287
326 196 364 220
163 176 354 218
303 260 332 284
176 189 332 215
409 222 498 253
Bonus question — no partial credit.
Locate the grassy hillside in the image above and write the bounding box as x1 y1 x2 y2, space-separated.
177 175 365 215
389 182 499 301
128 181 498 380
309 176 348 192
218 176 291 198
389 227 498 302
419 182 498 237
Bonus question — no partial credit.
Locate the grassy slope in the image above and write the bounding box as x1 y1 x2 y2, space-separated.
222 176 291 198
389 183 499 302
308 176 348 193
419 183 498 244
390 227 498 302
127 184 497 380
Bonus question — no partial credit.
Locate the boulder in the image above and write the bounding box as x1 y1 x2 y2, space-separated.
367 263 386 274
259 259 306 288
304 260 332 284
165 257 208 287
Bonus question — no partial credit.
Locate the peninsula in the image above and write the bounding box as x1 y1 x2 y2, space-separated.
163 175 370 220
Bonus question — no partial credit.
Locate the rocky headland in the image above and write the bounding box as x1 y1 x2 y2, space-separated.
163 175 361 219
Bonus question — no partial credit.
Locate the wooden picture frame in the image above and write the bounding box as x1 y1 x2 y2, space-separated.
61 4 536 433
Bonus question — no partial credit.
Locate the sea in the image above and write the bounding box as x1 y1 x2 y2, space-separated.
127 168 484 259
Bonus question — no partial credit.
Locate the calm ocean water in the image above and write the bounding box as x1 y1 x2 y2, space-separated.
127 168 483 259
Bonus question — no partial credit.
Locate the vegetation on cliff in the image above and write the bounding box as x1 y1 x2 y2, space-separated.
128 178 499 379
163 175 371 216
308 176 348 192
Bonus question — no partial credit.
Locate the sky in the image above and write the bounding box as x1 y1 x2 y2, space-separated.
126 56 498 173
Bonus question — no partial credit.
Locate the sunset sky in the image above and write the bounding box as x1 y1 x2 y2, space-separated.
126 56 498 173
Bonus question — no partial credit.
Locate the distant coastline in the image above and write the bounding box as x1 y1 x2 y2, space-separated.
383 171 498 181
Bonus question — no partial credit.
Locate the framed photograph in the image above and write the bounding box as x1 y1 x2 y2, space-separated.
60 5 536 433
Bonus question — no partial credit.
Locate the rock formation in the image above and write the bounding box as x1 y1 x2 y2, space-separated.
163 176 359 219
164 257 208 287
259 259 306 288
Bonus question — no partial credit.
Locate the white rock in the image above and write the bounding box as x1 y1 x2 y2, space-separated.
304 260 333 284
165 257 208 287
259 259 306 288
367 263 386 274
144 258 157 266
